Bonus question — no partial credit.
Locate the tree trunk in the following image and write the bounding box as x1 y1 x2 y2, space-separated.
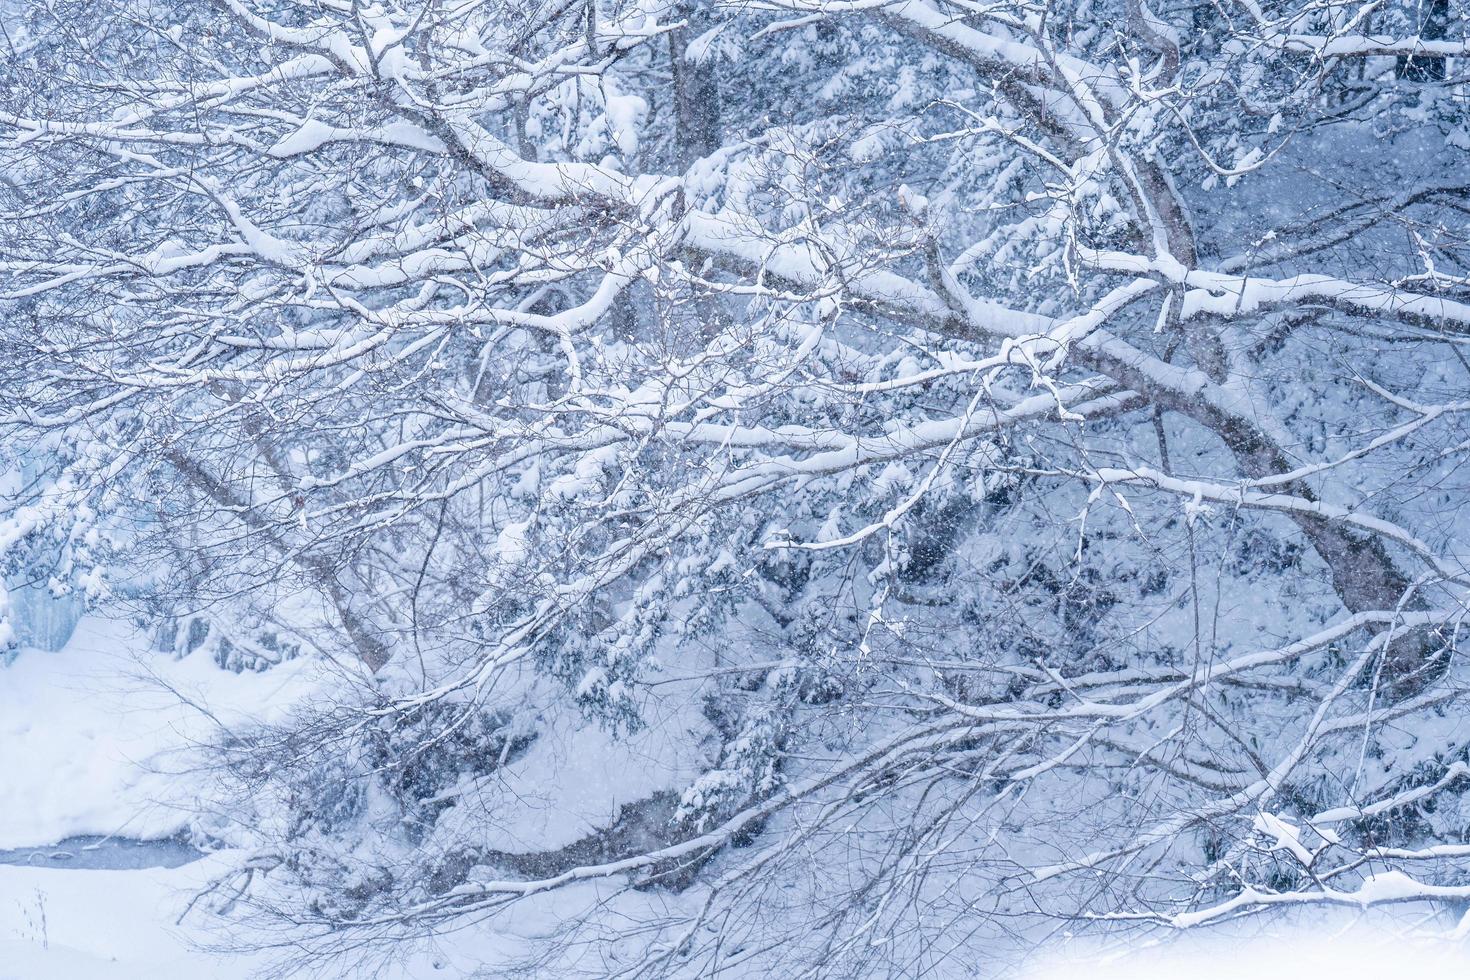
668 2 722 169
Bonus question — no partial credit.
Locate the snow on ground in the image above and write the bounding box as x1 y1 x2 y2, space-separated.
0 618 680 978
0 616 322 850
6 618 1470 979
0 851 510 979
0 854 264 980
0 616 327 976
0 618 449 978
1027 909 1470 980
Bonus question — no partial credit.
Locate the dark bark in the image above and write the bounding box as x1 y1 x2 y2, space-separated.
1072 336 1442 694
165 449 393 673
425 791 720 895
668 3 722 169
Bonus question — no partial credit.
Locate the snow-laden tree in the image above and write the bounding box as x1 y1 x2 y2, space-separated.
3 0 1470 973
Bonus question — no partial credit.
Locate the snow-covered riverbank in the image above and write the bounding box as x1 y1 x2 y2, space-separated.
0 619 318 976
0 853 259 979
0 617 322 850
5 619 1470 979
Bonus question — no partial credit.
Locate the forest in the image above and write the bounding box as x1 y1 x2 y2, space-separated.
2 0 1469 975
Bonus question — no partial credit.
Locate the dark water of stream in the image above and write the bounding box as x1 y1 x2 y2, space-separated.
0 835 204 870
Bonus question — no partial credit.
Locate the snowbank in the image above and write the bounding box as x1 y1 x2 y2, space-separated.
1028 911 1470 980
0 854 262 980
0 617 322 849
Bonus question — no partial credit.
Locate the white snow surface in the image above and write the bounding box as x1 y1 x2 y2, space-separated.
1028 912 1470 980
0 852 509 979
0 617 703 977
0 855 265 979
6 620 1470 979
0 616 324 849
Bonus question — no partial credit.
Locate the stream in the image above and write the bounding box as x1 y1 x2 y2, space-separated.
0 835 205 870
